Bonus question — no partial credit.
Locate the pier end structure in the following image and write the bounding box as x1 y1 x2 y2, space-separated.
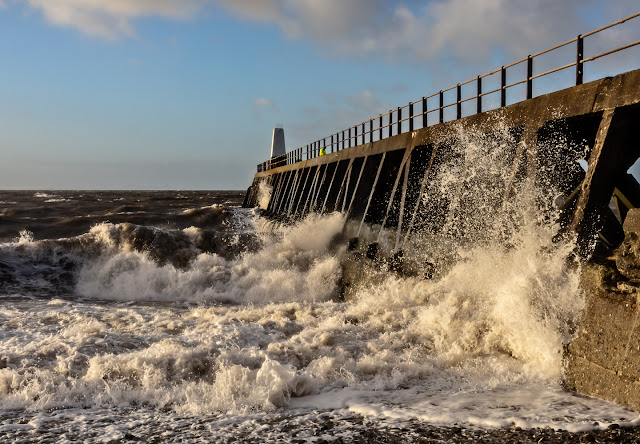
271 126 286 158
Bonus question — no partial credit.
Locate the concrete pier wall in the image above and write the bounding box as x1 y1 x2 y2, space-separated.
246 69 640 247
243 68 640 411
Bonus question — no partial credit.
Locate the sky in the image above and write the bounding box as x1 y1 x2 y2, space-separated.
0 0 638 190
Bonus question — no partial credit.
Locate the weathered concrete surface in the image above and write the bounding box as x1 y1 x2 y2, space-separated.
617 210 640 281
565 209 640 411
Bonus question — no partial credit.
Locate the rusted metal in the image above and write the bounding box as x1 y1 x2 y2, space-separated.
527 55 533 99
456 84 462 119
577 35 584 85
501 66 506 107
477 76 482 114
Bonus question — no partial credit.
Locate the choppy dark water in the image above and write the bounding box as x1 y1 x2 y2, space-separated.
1 190 639 443
0 190 245 243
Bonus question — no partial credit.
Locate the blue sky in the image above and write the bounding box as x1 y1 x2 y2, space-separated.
0 0 638 190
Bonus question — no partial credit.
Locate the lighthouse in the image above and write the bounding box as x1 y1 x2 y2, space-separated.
270 125 285 158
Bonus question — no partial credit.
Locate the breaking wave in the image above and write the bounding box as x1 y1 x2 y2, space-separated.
0 125 636 434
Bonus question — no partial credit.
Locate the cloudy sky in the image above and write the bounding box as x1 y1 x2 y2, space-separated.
1 0 638 189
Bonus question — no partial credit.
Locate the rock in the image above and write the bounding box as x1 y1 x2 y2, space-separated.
616 209 640 280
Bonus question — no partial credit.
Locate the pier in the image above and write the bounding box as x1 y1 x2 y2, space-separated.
244 15 640 411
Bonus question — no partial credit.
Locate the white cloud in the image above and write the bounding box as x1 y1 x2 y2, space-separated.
216 0 640 65
254 98 276 110
22 0 203 39
8 0 640 65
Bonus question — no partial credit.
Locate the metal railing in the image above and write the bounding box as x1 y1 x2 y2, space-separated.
257 12 640 173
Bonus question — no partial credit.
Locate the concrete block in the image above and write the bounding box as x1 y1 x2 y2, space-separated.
617 209 640 280
565 262 640 412
619 319 640 380
568 264 637 369
565 355 640 412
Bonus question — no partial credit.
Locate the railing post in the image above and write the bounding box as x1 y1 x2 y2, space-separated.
526 55 533 99
396 106 401 135
576 34 584 85
500 66 506 107
379 115 383 141
456 84 461 119
477 76 482 114
409 102 414 132
439 91 444 124
422 97 427 128
361 123 365 145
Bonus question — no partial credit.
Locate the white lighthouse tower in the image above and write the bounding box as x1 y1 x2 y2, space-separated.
270 124 286 158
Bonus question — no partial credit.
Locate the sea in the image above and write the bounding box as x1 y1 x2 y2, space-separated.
1 185 639 442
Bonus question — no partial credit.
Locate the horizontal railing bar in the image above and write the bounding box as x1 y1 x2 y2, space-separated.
478 86 504 97
503 78 527 89
458 77 477 87
582 40 640 63
530 61 576 80
530 37 577 59
441 84 458 94
502 57 528 70
582 11 640 38
478 66 503 80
